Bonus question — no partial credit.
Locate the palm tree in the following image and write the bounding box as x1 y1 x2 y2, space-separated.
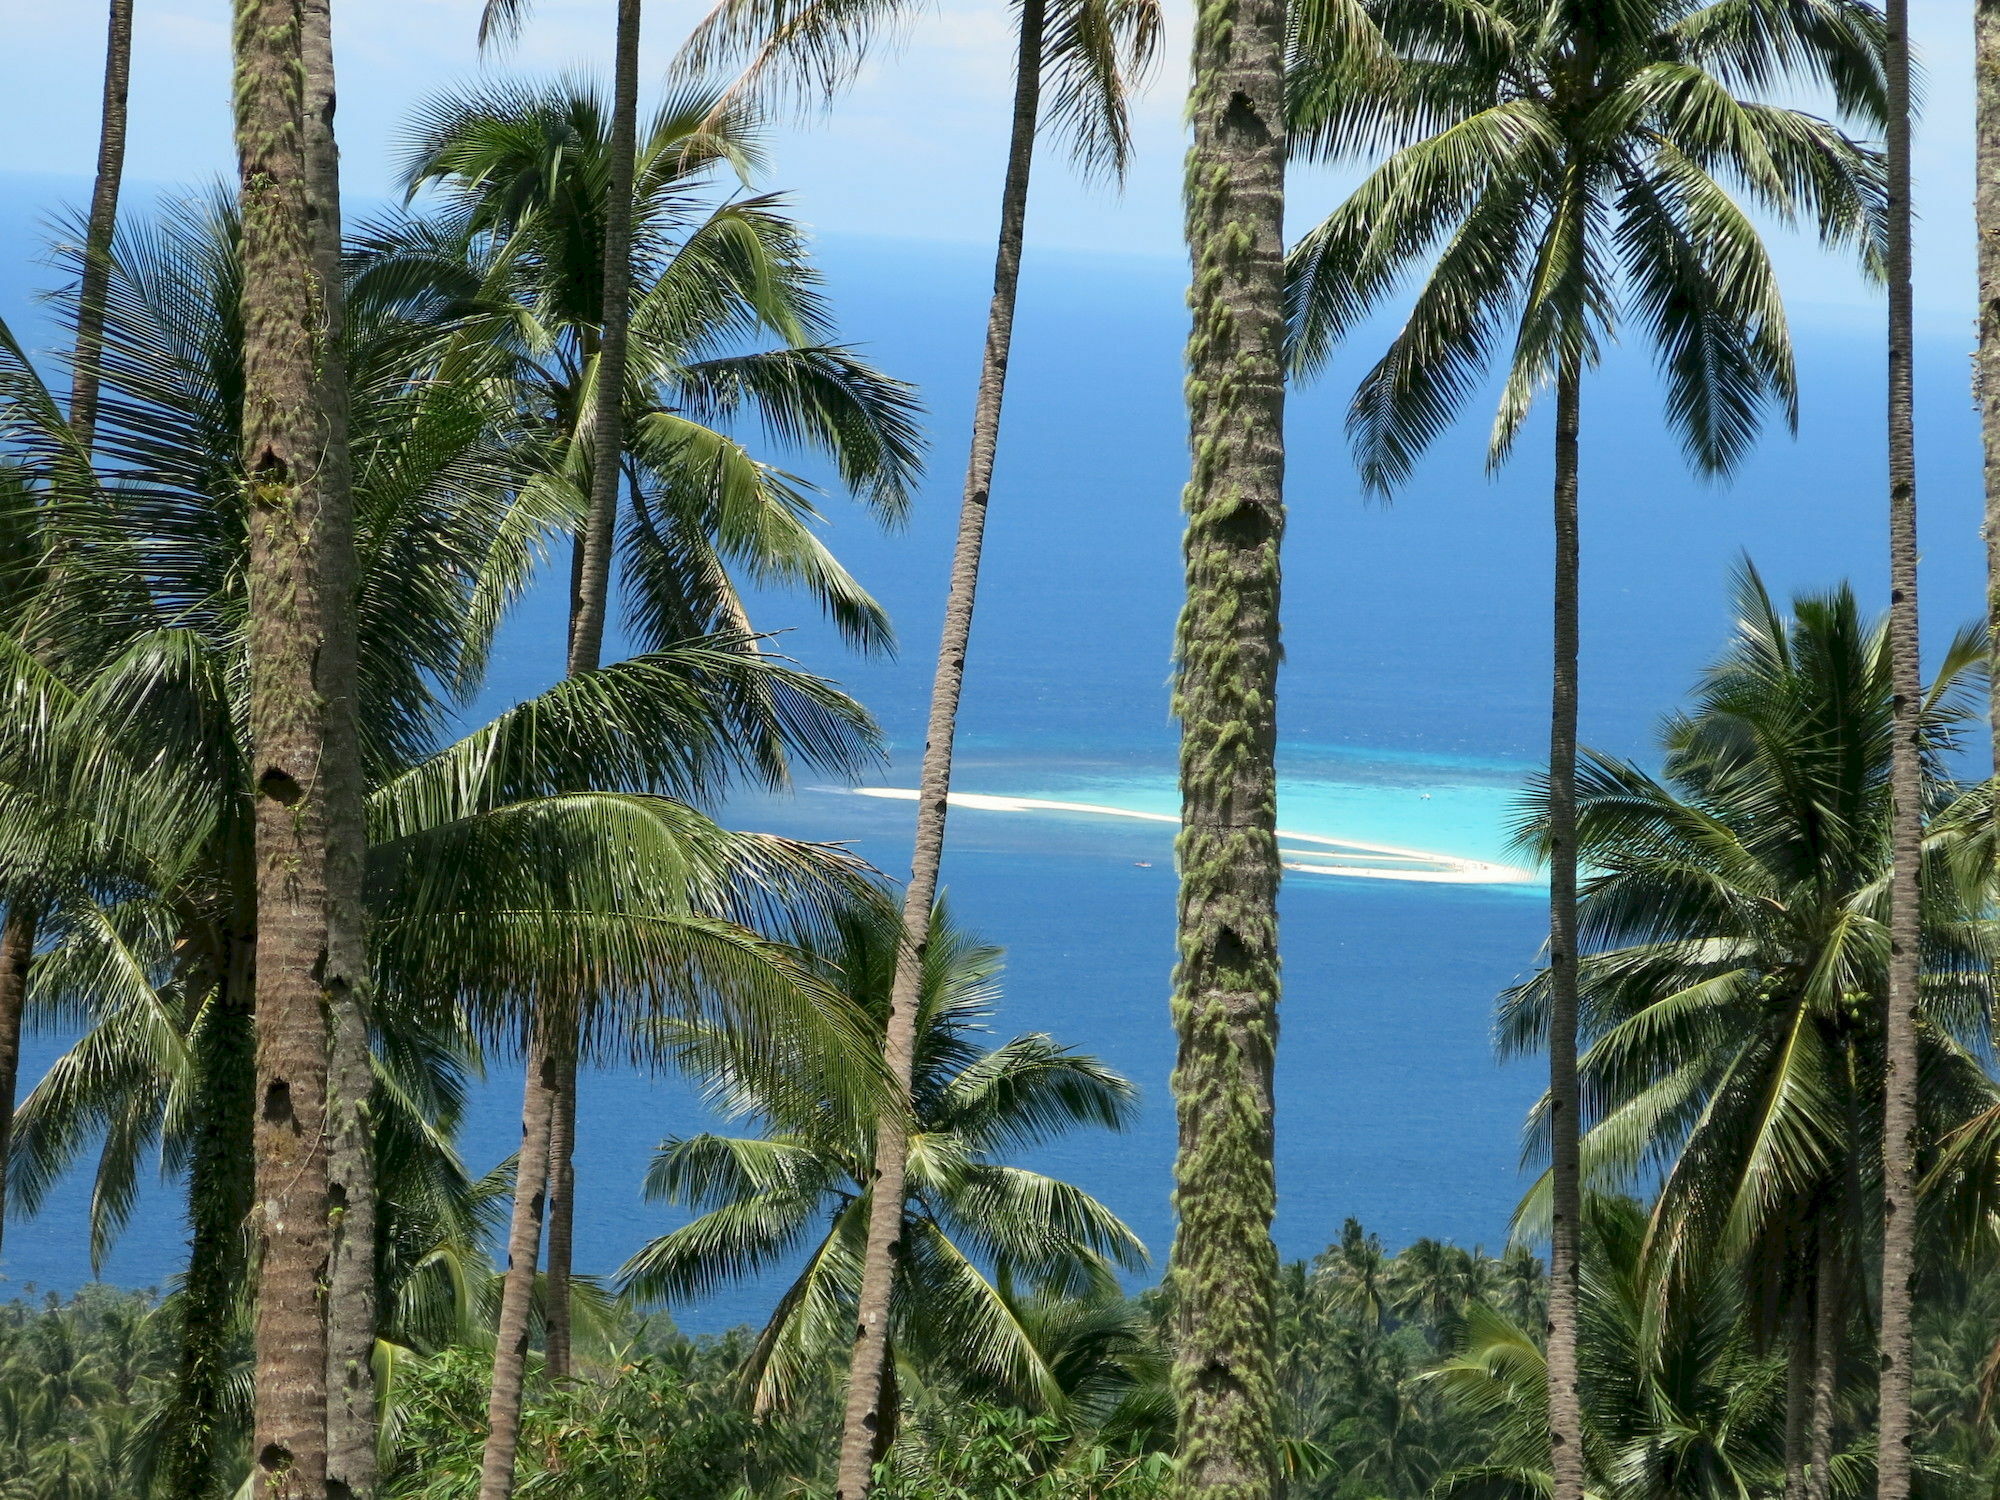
1388 1239 1485 1336
1499 568 1998 1500
1876 0 1924 1490
293 1 381 1488
228 0 365 1485
69 0 134 452
1165 0 1292 1487
1430 1196 1786 1500
1316 1218 1391 1331
0 0 138 1267
619 904 1146 1421
1982 0 2000 840
389 77 920 1484
667 0 1158 1482
1284 7 1883 1494
0 191 890 1497
469 0 644 1434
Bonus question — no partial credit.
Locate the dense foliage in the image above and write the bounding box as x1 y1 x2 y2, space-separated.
0 1215 1994 1500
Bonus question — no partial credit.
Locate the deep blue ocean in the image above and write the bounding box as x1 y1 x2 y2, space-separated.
0 176 1988 1332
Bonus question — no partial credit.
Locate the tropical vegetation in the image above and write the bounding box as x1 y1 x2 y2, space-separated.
0 0 1993 1498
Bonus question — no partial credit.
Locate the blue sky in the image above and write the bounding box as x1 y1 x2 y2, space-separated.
0 0 1984 325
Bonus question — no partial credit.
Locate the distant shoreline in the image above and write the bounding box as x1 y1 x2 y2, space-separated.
845 787 1537 886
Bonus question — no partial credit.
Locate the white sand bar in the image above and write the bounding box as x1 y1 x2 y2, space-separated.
845 787 1535 886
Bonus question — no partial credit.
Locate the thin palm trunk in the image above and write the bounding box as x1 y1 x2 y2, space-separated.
234 0 362 1487
1979 0 2000 846
69 0 134 451
830 9 1046 1494
1784 1301 1809 1500
1810 1234 1839 1500
564 0 640 679
0 914 29 1261
541 1024 577 1379
299 3 376 1494
1164 0 1286 1485
0 0 139 1269
1876 0 1922 1492
475 1025 559 1500
1545 360 1586 1500
533 0 642 1393
157 934 256 1500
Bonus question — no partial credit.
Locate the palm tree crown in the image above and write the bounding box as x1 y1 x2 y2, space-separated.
620 905 1147 1419
1286 0 1884 486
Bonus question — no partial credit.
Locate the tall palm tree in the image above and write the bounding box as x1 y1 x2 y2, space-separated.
1982 0 2000 828
0 0 138 1265
668 0 1158 1484
1876 0 1923 1491
229 0 364 1486
1499 569 1998 1500
391 77 919 1489
472 0 643 1423
1284 7 1882 1495
1173 0 1289 1485
1430 1196 1786 1500
619 904 1146 1422
292 0 381 1488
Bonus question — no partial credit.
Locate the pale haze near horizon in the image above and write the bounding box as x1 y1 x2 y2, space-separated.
0 0 1982 326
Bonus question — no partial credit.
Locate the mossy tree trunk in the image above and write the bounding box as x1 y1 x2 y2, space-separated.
830 6 1047 1493
233 0 364 1488
1165 0 1287 1485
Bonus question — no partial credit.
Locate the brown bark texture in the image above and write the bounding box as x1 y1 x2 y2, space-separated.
830 8 1046 1495
297 2 377 1495
1544 364 1586 1500
234 0 365 1487
1164 0 1287 1484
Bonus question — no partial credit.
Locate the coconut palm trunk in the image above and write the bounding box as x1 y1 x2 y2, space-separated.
1876 0 1922 1489
1164 0 1286 1487
541 1027 579 1380
1784 1306 1810 1500
477 0 641 1443
1980 0 2000 834
476 1026 559 1500
830 5 1046 1493
69 0 134 449
233 0 364 1488
299 1 378 1493
1545 359 1587 1500
0 918 28 1258
0 0 138 1264
156 935 257 1500
1810 1236 1839 1500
